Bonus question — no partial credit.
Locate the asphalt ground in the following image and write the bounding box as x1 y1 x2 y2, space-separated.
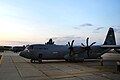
0 51 120 80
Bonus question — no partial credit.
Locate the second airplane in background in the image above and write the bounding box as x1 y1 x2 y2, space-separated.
20 28 120 63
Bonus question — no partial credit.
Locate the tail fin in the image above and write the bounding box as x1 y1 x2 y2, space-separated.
103 28 116 45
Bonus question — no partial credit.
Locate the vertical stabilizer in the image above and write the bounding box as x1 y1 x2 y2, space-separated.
103 28 116 45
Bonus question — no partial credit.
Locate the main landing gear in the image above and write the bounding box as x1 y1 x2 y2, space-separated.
99 57 103 66
38 54 42 63
30 59 35 63
30 54 43 63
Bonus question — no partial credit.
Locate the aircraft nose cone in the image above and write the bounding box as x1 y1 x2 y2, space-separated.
19 51 30 59
19 51 25 57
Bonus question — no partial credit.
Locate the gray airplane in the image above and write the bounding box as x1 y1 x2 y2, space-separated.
19 28 120 63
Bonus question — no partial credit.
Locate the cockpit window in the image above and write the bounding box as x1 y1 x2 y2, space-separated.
28 45 33 49
25 45 34 50
25 45 48 50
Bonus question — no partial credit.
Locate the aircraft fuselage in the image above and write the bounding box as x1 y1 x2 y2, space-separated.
20 44 110 61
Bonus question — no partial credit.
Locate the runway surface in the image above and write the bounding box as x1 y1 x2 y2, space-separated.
0 51 120 80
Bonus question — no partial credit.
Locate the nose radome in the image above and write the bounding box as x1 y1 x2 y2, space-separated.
19 51 25 57
19 51 30 59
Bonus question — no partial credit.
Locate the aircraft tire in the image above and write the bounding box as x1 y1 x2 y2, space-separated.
38 59 42 63
65 59 73 62
38 54 42 63
30 59 34 63
79 60 84 63
65 59 69 61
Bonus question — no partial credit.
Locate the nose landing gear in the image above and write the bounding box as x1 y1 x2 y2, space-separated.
30 54 43 63
30 59 35 63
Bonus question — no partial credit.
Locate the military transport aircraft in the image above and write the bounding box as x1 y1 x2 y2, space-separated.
19 28 120 63
11 46 26 53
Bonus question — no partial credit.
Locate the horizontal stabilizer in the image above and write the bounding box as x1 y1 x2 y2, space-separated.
101 45 120 48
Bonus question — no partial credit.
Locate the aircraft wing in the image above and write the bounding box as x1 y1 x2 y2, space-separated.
101 45 120 49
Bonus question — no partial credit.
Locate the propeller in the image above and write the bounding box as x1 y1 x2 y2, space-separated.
68 40 74 56
81 37 96 57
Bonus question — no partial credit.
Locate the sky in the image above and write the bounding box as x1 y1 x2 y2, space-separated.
0 0 120 46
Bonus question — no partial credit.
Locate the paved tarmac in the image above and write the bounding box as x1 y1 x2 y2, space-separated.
0 51 120 80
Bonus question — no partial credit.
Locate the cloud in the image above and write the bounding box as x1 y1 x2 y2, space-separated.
95 27 104 30
117 25 120 27
73 23 94 30
113 25 120 28
93 27 104 33
79 23 94 27
73 27 80 30
114 28 120 33
107 25 120 33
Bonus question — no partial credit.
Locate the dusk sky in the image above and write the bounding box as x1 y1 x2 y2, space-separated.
0 0 120 46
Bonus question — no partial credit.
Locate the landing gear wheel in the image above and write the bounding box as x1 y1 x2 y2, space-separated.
38 59 42 63
100 57 103 66
65 59 69 61
38 54 42 63
80 59 84 63
30 59 33 63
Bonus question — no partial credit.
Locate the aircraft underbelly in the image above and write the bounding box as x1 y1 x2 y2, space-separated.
33 49 67 59
43 52 65 59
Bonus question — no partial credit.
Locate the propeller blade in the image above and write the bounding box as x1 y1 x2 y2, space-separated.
71 40 74 47
86 37 89 47
86 48 90 57
81 43 85 47
90 42 96 47
69 46 74 56
68 42 70 46
68 40 74 56
81 37 95 57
